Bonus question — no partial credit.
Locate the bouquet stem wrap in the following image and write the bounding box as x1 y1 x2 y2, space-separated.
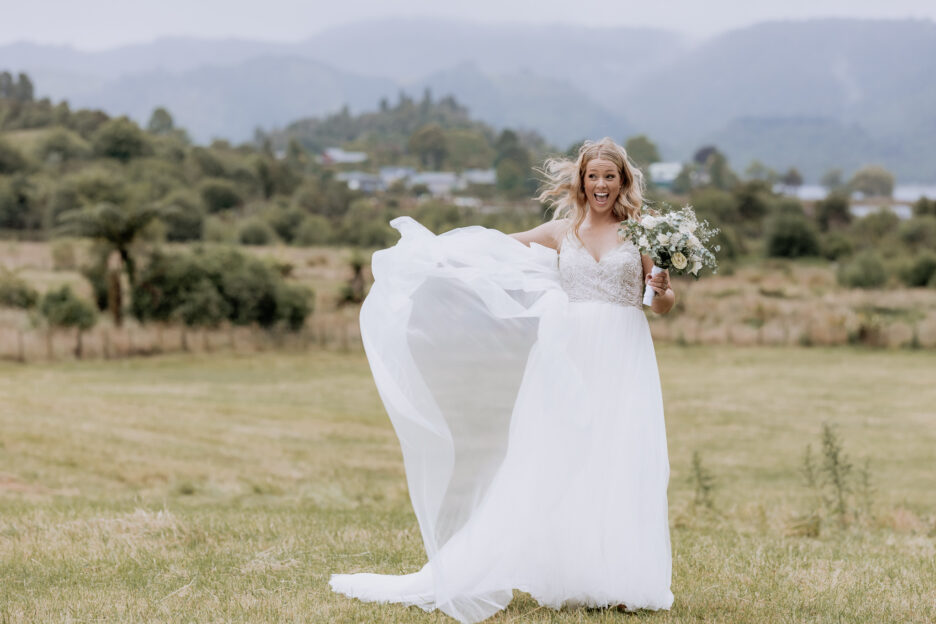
643 266 664 307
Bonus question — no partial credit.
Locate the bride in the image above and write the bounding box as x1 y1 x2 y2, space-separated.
330 138 675 622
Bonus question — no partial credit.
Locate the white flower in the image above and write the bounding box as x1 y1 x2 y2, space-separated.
691 260 702 275
672 251 688 270
638 235 650 249
656 233 671 246
641 216 659 229
680 222 696 235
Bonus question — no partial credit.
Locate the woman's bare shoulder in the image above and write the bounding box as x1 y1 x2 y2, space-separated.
510 219 570 250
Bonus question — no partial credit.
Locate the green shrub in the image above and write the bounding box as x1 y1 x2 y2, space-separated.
899 252 936 287
732 180 772 222
849 209 899 248
160 192 205 242
265 206 305 243
820 232 853 261
814 192 851 231
837 251 888 289
0 138 31 174
690 188 738 225
913 196 936 217
897 216 936 250
765 213 820 258
199 178 243 212
35 128 91 164
91 117 151 162
131 247 313 330
0 270 39 308
294 215 334 246
769 196 806 217
238 218 276 246
39 285 96 329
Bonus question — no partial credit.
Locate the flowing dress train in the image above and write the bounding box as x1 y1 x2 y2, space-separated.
330 217 673 623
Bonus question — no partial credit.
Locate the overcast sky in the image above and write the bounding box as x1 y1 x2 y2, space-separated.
3 0 935 50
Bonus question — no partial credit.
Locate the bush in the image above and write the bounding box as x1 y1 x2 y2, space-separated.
913 196 936 217
35 128 91 164
265 206 305 243
837 252 888 289
91 116 151 162
0 270 39 308
39 285 97 329
814 192 851 231
238 218 276 245
820 232 853 261
294 215 334 246
0 175 38 230
131 247 313 330
897 216 936 250
848 209 899 248
769 196 806 217
732 180 772 222
160 191 205 242
765 214 820 258
0 138 30 174
199 178 243 212
899 252 936 287
690 188 738 225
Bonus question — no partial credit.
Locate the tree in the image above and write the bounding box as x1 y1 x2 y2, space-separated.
781 167 803 188
58 202 160 326
706 151 738 191
820 168 844 191
0 139 29 174
815 192 851 231
146 106 175 135
745 160 770 181
494 130 533 196
14 73 34 102
765 214 820 258
92 116 150 162
624 135 660 168
408 123 448 169
849 165 895 198
39 285 97 358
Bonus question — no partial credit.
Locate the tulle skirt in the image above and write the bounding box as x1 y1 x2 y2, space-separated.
330 217 673 622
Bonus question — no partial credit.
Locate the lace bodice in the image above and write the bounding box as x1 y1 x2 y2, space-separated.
558 230 644 308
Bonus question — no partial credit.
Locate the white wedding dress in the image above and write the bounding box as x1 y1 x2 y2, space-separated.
330 217 673 622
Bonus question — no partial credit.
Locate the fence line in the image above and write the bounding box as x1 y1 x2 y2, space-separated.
0 311 363 363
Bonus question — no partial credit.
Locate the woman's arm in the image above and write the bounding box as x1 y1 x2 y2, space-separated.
642 255 675 314
510 220 564 251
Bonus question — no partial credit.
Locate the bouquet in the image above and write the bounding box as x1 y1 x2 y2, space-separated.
618 204 720 306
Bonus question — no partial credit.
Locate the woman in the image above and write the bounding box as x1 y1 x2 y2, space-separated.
330 138 675 622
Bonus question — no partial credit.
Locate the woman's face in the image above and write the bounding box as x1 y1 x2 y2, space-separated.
582 158 623 215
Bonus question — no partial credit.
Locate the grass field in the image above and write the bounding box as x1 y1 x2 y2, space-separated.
1 345 935 623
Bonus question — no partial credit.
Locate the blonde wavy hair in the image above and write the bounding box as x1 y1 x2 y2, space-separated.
536 137 645 240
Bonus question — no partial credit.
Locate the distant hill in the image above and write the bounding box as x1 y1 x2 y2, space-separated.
67 57 396 143
3 17 935 180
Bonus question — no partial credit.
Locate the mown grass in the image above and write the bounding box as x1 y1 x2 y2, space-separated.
1 346 934 623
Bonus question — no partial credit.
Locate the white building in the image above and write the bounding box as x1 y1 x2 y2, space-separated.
648 162 682 188
320 147 368 165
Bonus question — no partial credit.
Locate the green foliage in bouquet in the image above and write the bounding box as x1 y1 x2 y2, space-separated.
618 204 720 277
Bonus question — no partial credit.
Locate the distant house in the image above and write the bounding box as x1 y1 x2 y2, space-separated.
379 167 416 187
409 172 459 196
459 168 497 187
648 162 682 189
336 171 382 193
320 147 368 165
